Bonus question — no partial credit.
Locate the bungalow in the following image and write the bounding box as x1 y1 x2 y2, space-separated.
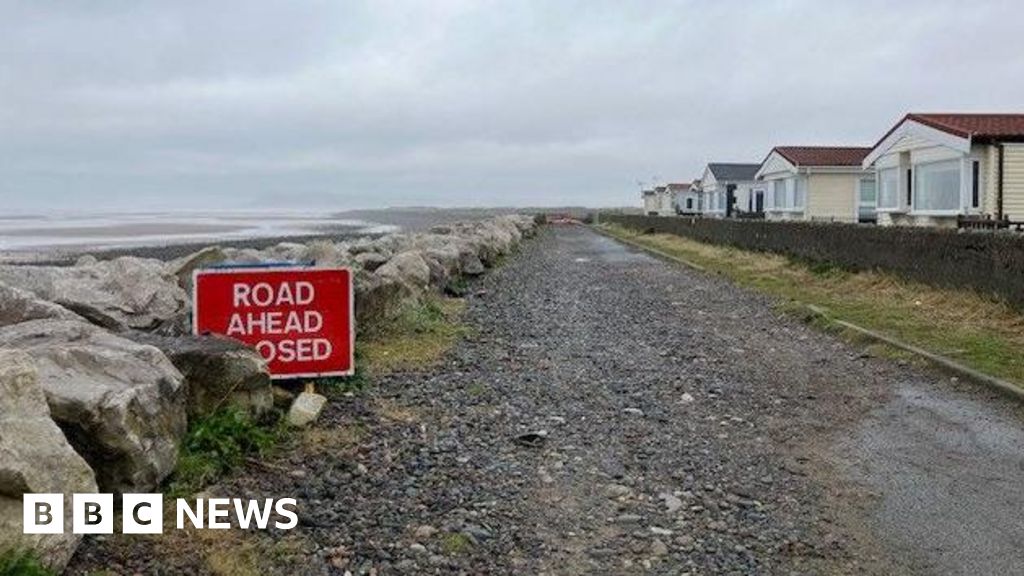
756 146 875 223
669 181 700 215
641 185 674 216
862 113 1024 227
699 163 764 218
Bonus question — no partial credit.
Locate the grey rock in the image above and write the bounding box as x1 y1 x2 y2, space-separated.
604 484 633 498
355 252 389 272
413 525 438 540
354 272 411 327
0 319 186 492
288 392 328 427
0 351 98 572
459 252 486 276
127 333 273 418
0 281 80 327
375 251 432 292
0 257 188 331
660 492 683 513
166 246 228 293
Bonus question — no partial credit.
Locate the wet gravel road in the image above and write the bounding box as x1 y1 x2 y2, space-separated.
70 224 1024 575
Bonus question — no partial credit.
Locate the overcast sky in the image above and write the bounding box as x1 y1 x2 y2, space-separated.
2 0 1023 213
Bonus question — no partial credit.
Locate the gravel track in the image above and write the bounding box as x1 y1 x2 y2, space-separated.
69 224 1024 575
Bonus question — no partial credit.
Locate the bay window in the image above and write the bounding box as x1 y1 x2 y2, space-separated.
913 160 960 212
877 168 899 210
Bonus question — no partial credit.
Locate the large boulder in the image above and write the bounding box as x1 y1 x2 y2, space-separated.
0 282 80 327
166 246 228 293
303 240 352 268
127 333 273 419
374 251 432 292
354 272 410 328
0 319 187 493
0 351 98 572
0 257 189 331
355 252 389 272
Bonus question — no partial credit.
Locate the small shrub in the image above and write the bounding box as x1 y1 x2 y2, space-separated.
168 408 287 496
444 277 470 297
0 550 54 576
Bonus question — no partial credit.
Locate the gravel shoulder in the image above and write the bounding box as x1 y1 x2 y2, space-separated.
68 224 1024 575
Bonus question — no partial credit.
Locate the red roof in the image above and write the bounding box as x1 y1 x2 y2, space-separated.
878 113 1024 145
909 113 1024 139
772 146 871 167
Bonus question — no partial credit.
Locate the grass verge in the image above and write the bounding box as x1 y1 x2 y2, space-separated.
597 222 1024 388
359 294 468 375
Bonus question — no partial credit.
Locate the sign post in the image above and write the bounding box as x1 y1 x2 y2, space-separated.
193 266 354 378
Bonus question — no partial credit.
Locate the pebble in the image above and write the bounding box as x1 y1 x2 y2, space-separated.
414 525 438 539
660 492 683 513
605 484 633 498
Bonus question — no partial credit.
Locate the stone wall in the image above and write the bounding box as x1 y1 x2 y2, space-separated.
602 214 1024 310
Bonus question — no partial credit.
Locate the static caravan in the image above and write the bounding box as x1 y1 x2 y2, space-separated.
756 146 875 223
863 113 1024 228
699 163 763 218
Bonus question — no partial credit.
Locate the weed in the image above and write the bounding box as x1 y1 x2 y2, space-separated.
167 408 288 497
0 550 54 576
441 532 474 555
445 276 470 297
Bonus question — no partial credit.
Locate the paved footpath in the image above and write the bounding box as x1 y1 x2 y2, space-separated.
70 225 1024 575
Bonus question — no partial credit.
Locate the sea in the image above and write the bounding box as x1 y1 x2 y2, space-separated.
0 210 398 263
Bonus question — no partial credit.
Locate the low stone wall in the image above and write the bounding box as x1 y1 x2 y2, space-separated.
602 214 1024 310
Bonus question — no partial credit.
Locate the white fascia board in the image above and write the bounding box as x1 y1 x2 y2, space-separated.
701 165 717 187
863 118 971 168
755 151 796 180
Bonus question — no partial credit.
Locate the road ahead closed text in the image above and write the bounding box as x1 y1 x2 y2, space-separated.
193 267 354 378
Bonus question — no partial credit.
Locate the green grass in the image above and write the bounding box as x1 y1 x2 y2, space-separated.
167 408 289 497
441 532 474 555
599 222 1024 388
360 294 468 375
0 550 54 576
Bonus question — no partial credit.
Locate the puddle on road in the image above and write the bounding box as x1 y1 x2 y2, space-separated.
832 382 1024 575
569 232 653 263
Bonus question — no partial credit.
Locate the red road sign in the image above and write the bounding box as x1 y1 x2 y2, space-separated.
193 267 354 378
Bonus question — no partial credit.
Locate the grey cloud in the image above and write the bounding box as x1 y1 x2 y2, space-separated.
2 0 1023 212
